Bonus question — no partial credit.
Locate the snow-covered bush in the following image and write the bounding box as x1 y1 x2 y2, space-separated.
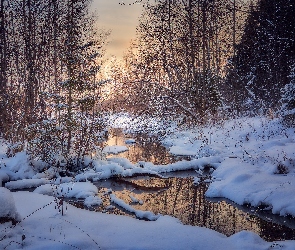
26 113 106 172
280 65 295 127
25 36 107 172
0 187 20 222
6 142 24 158
25 119 64 168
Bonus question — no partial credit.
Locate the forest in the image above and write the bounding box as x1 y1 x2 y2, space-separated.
1 0 295 249
0 0 294 168
0 0 110 169
107 0 295 123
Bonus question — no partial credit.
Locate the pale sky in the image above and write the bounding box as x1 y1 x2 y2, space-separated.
91 0 143 60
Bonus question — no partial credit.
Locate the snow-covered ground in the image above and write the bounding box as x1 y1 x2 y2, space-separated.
162 116 295 217
1 114 295 249
0 190 294 250
108 114 295 217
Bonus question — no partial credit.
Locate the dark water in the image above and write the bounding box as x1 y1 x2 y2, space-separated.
74 128 295 242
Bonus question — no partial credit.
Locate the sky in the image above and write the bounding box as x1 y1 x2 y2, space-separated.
91 0 143 60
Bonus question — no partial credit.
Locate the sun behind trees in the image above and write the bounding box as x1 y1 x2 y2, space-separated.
106 0 295 125
0 0 109 170
106 0 249 122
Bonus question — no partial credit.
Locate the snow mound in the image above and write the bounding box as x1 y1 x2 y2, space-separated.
34 182 98 199
94 161 125 178
1 152 36 180
110 194 160 221
84 195 102 207
206 158 295 216
75 169 101 182
0 187 20 221
5 178 49 190
0 171 9 186
193 177 200 185
109 157 135 169
129 194 143 204
107 112 176 135
140 156 220 173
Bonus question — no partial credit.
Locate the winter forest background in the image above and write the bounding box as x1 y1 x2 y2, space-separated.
1 0 295 249
0 0 295 171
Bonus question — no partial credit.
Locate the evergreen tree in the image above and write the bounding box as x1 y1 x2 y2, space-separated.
0 0 8 133
280 64 295 126
227 0 295 114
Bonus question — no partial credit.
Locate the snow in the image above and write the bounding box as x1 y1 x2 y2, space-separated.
129 194 143 204
84 195 102 207
0 171 9 186
102 145 128 154
34 182 98 199
161 117 295 218
107 157 135 169
1 115 295 248
0 187 20 221
139 156 220 173
125 138 136 144
107 112 176 135
193 177 200 185
0 191 294 249
1 152 35 180
103 116 295 218
5 178 49 190
110 193 160 220
206 158 295 216
168 139 203 156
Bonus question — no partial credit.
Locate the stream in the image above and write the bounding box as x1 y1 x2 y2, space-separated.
71 128 295 242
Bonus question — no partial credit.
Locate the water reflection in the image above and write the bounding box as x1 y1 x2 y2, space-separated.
90 128 295 242
109 177 261 237
103 128 177 164
87 176 295 242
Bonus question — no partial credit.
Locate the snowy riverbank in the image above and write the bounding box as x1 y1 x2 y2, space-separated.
1 114 295 249
0 190 294 250
107 114 295 217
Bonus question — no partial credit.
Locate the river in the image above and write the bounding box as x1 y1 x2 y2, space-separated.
70 128 295 242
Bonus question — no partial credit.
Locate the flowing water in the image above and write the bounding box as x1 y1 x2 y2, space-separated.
72 128 295 242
